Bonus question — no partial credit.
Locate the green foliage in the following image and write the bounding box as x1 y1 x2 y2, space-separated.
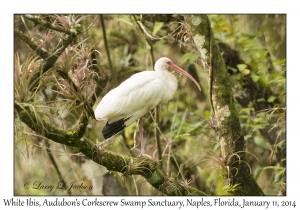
152 22 164 36
179 52 200 65
209 15 286 195
254 165 286 191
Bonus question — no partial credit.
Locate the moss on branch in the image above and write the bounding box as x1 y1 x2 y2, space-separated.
16 100 206 196
23 15 76 35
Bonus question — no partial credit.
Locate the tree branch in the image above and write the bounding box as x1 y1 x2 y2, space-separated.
23 15 75 35
16 100 206 196
14 28 49 59
19 15 80 74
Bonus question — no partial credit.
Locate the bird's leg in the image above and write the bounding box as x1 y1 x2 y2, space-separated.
138 117 145 156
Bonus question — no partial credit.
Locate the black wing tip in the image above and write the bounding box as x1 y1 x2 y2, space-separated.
102 116 131 139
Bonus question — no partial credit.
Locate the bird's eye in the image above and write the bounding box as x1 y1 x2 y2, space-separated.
167 61 171 64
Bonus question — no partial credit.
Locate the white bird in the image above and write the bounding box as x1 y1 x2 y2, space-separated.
95 57 201 156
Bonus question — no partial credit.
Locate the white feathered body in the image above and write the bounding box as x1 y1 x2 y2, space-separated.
95 70 177 138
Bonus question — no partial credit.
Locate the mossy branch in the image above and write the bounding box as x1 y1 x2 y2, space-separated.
185 14 264 195
14 28 49 59
41 33 77 74
23 15 75 35
16 100 206 196
81 142 207 196
15 102 88 146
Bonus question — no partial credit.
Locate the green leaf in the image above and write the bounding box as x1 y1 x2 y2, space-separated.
227 66 237 73
179 53 200 65
204 110 211 118
186 122 203 134
254 136 269 150
256 98 266 103
239 115 250 119
267 96 276 103
152 22 164 36
237 64 247 72
230 74 242 83
250 73 260 82
244 133 252 140
263 166 284 170
212 142 220 152
254 167 263 180
238 36 248 43
274 140 285 149
254 166 286 182
239 107 254 114
274 168 285 183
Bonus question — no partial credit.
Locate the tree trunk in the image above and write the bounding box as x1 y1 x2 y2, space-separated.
185 14 264 195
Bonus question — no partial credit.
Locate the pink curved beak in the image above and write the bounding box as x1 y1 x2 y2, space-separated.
169 63 201 91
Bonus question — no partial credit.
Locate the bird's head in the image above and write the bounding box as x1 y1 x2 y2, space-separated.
155 57 201 91
154 57 173 71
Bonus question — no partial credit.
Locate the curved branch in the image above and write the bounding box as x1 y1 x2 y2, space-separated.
15 102 88 146
15 100 206 196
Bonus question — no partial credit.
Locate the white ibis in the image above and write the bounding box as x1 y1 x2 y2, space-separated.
95 57 201 156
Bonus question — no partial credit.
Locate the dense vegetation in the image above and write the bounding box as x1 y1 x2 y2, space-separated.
14 14 286 195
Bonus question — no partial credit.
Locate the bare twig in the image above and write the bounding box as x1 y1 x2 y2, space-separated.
100 15 117 85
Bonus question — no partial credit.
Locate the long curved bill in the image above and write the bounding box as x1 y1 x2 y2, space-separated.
169 63 201 91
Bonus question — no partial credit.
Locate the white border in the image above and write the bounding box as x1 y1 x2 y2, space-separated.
2 0 298 209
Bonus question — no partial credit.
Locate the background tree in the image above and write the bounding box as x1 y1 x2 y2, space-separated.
14 14 286 195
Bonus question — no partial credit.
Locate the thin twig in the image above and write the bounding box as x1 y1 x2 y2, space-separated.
100 15 117 85
44 139 71 195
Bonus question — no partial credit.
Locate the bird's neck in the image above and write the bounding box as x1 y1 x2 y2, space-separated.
160 70 178 102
